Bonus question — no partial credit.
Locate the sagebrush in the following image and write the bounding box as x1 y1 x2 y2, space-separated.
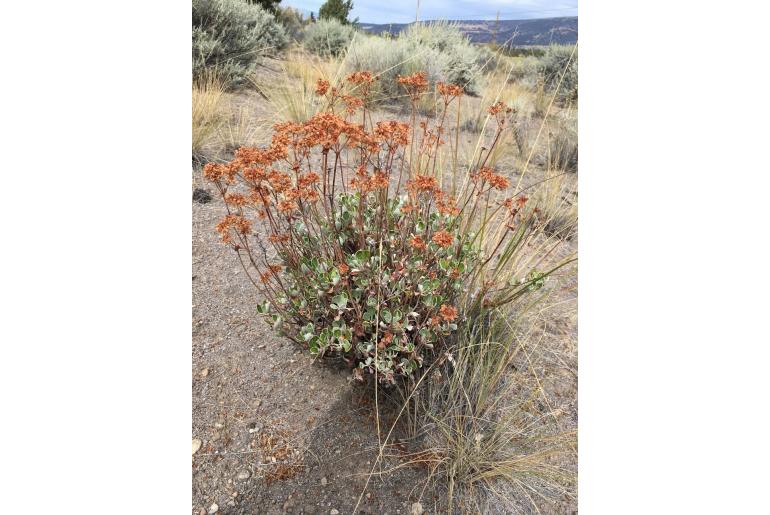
192 0 288 87
303 18 355 57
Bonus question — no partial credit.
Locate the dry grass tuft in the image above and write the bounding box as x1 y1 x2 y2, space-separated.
217 102 268 153
251 50 342 123
534 172 578 241
545 118 578 173
192 73 226 159
396 306 576 512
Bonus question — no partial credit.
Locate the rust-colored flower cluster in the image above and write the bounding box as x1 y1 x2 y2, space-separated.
407 174 440 195
487 101 513 128
215 214 251 245
410 235 427 250
487 101 512 115
437 82 464 101
432 230 454 248
374 120 410 149
439 304 458 322
435 191 460 216
472 166 510 191
397 71 429 102
315 78 330 96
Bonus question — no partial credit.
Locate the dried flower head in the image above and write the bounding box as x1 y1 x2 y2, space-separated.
473 167 509 190
397 71 429 98
439 304 458 322
347 71 375 85
437 82 464 99
487 101 512 115
315 78 330 96
432 231 453 248
375 120 410 148
407 174 439 195
410 235 427 250
215 214 251 244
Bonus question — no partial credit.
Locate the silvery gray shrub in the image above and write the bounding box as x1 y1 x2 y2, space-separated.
193 0 288 87
302 19 355 57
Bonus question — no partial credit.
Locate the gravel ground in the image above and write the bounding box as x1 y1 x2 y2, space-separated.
193 191 435 515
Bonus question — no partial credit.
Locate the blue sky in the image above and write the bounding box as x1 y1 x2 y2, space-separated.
283 0 578 24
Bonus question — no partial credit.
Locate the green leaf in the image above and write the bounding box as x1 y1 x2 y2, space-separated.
381 309 392 324
332 293 348 310
257 300 271 314
300 323 315 341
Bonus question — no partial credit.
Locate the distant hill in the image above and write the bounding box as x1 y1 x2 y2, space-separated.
359 16 577 46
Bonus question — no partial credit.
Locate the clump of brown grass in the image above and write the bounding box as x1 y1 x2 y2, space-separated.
385 305 576 513
192 73 225 160
534 172 578 241
545 120 578 173
251 50 342 123
217 103 267 154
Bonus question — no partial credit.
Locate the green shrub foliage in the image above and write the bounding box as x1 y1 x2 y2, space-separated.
318 0 355 24
303 18 355 57
539 44 577 102
338 22 485 102
192 0 288 87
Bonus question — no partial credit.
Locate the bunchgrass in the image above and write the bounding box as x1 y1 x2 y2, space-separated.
403 306 577 512
192 73 225 160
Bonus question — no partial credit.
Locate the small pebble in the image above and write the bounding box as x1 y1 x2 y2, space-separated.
320 477 327 486
201 368 209 378
192 439 202 455
237 470 250 480
330 510 339 515
410 502 424 515
208 503 219 514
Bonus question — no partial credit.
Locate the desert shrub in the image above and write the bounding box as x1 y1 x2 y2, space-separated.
507 55 541 88
192 0 288 87
343 25 485 106
342 36 441 103
302 18 355 57
276 6 307 40
539 44 578 102
487 44 546 58
401 22 485 95
203 72 569 384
